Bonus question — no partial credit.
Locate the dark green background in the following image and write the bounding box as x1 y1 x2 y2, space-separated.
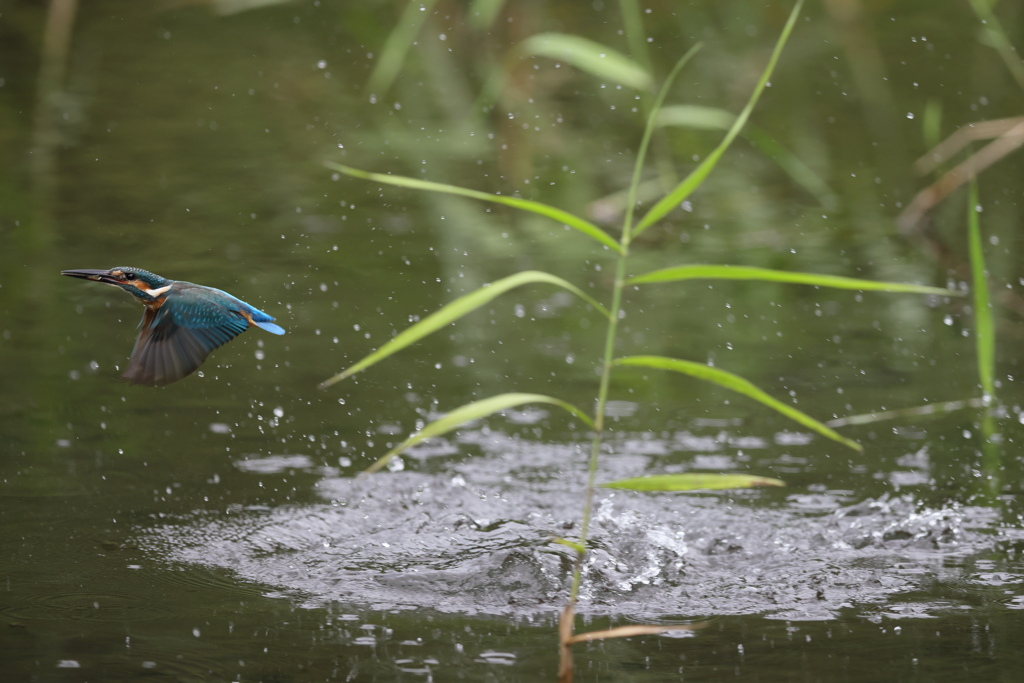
2 1 1024 680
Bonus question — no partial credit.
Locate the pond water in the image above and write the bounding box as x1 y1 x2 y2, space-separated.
3 1 1024 680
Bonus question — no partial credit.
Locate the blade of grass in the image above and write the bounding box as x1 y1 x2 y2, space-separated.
623 45 702 243
325 162 622 253
366 0 437 97
619 0 651 75
628 264 958 296
922 98 943 150
553 537 586 555
601 473 784 491
364 392 594 473
633 0 804 236
656 103 736 129
320 270 609 388
469 0 505 30
825 397 987 428
615 355 861 451
656 105 838 209
967 0 1024 92
967 179 995 398
517 33 652 90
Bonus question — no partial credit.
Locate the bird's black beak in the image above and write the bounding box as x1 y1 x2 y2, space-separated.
61 269 119 285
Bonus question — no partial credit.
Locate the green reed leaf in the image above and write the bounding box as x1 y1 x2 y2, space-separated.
624 45 702 241
967 180 995 398
634 0 804 236
657 105 838 209
552 537 586 555
601 473 784 491
517 33 652 90
325 162 622 253
615 355 861 451
619 0 651 76
656 104 736 130
628 263 958 296
365 392 594 473
320 271 610 388
366 0 437 97
469 0 505 30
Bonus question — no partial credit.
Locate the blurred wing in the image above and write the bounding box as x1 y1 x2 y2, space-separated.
122 304 249 386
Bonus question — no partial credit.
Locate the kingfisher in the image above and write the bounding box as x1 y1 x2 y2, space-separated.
61 266 285 386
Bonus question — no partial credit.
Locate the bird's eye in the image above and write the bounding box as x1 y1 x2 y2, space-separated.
125 272 136 280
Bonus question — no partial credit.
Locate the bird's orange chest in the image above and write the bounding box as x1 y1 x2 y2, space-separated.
125 281 170 311
143 295 168 311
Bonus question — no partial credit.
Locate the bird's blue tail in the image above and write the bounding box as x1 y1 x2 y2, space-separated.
253 320 286 335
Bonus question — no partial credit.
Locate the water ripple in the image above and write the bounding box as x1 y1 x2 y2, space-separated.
135 430 1007 620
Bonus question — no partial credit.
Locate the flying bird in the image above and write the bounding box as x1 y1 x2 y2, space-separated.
62 266 285 385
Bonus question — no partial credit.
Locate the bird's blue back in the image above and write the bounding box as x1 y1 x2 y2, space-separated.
165 282 285 335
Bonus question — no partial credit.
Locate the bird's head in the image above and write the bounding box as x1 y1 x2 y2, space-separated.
61 267 172 301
